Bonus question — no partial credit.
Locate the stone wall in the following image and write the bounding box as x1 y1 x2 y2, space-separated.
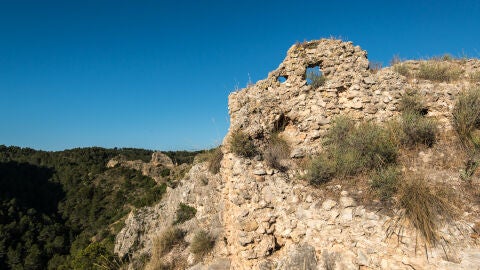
226 38 480 157
115 39 480 269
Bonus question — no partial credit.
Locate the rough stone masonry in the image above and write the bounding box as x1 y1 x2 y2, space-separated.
116 39 480 270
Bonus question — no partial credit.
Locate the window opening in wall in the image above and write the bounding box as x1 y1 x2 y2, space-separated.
278 76 288 83
306 66 326 88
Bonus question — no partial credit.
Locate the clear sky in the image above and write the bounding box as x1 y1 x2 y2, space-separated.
1 0 479 151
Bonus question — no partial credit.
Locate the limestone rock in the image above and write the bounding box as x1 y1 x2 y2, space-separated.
322 199 338 210
340 196 356 208
151 151 174 167
278 244 317 270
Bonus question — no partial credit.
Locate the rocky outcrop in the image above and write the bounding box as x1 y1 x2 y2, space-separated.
115 39 480 269
107 152 175 182
115 162 229 266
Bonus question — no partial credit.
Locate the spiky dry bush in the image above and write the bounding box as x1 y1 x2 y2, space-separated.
190 230 215 261
387 177 456 246
264 134 290 171
152 227 185 256
230 130 256 158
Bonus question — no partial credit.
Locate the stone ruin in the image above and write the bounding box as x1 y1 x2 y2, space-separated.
115 39 480 269
227 38 479 157
107 151 174 182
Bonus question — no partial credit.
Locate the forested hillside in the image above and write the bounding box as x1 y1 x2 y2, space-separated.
0 146 198 269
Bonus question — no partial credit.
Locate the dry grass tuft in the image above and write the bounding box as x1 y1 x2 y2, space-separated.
387 176 456 246
207 147 223 174
146 227 186 270
145 255 187 270
153 227 185 256
190 230 215 261
452 87 480 150
470 71 480 83
369 61 383 73
264 134 290 171
196 147 223 174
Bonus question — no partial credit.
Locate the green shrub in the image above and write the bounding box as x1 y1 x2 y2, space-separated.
330 147 364 177
71 242 120 270
264 134 290 171
230 130 256 158
309 117 397 184
207 147 223 174
400 112 438 147
417 62 462 82
370 166 400 201
190 230 215 260
173 203 196 225
160 168 171 177
341 121 397 171
324 116 354 147
306 71 326 88
397 92 438 147
399 92 425 115
306 156 336 185
452 88 480 149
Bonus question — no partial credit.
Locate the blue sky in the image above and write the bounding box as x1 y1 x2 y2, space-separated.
1 0 479 151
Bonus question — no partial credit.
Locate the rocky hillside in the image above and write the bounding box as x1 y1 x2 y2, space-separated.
115 39 480 269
